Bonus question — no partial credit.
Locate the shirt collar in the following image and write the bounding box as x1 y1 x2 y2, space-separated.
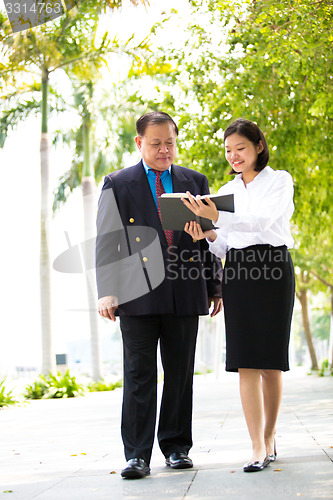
234 165 273 185
142 158 172 176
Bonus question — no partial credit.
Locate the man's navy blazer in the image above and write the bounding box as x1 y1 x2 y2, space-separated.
96 161 222 316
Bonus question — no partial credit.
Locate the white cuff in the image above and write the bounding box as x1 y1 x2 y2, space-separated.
207 232 227 260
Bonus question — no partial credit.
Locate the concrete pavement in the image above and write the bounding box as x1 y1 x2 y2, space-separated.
0 369 332 499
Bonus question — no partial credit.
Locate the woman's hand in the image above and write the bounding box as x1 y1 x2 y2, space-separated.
181 191 219 223
184 221 217 242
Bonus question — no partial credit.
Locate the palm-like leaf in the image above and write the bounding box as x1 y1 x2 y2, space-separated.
0 0 151 377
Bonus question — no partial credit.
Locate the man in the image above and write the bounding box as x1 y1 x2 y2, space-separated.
96 111 222 479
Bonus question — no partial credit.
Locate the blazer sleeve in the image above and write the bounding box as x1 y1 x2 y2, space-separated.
95 176 128 299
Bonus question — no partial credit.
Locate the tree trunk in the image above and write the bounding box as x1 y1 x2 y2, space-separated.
329 288 333 374
82 105 102 381
310 273 333 373
297 287 319 371
40 67 55 374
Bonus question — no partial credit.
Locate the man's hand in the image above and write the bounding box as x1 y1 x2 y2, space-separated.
98 296 119 322
209 297 223 317
184 220 217 242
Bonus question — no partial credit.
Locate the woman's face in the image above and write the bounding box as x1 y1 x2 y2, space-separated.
225 133 262 176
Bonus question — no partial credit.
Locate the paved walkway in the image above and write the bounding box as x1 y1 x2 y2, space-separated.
0 369 332 499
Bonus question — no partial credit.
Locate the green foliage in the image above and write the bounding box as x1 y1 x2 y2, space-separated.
158 0 332 190
0 379 17 408
25 374 122 397
0 0 150 150
0 97 40 148
124 0 333 367
24 377 50 400
137 0 333 289
52 85 145 210
0 84 66 148
24 371 85 399
311 310 330 341
88 379 123 392
194 369 213 375
319 358 330 377
44 370 85 399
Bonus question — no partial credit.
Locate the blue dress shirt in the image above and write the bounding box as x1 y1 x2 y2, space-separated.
142 159 173 209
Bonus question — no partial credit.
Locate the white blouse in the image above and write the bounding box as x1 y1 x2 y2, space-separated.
208 166 294 260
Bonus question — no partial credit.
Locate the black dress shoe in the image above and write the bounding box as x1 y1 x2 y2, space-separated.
165 452 193 469
243 456 270 473
121 458 150 479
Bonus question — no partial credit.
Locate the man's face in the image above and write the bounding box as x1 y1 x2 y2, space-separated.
135 122 178 171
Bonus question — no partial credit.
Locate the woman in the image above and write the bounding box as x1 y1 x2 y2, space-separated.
182 118 295 472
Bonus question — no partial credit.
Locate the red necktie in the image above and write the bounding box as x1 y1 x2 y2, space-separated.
151 169 173 247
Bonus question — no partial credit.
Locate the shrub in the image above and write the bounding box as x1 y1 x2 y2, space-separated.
44 370 85 398
24 378 50 399
24 371 85 399
0 379 17 408
319 358 330 377
88 379 123 392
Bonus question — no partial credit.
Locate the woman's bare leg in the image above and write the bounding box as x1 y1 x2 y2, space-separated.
239 368 266 463
262 369 282 456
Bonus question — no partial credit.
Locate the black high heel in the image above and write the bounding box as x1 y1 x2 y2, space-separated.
268 439 277 462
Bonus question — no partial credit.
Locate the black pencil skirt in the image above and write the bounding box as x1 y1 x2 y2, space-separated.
222 244 295 372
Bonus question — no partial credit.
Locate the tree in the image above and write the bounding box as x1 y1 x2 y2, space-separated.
295 270 318 370
134 0 333 368
310 270 333 373
51 32 150 380
0 0 149 376
294 221 333 370
74 81 103 381
52 84 143 212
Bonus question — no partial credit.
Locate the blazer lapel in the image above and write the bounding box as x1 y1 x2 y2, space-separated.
123 162 198 250
123 162 168 248
171 165 196 193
